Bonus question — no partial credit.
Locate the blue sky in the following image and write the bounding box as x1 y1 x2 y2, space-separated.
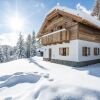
0 0 94 34
0 0 95 46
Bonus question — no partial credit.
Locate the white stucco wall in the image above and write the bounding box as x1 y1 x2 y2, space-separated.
78 40 100 61
43 40 79 61
42 40 100 62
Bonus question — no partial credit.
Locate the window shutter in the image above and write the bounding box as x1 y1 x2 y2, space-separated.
59 48 62 55
88 47 90 55
66 47 69 56
98 48 99 55
94 48 97 55
82 47 85 56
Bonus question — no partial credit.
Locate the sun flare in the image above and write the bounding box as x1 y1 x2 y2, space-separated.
10 16 24 31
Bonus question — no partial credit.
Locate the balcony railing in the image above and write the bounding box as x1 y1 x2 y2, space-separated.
41 29 70 45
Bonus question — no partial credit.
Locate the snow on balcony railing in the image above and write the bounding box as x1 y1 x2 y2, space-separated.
41 29 66 37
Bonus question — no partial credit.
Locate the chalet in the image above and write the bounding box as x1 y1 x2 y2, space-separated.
37 4 100 67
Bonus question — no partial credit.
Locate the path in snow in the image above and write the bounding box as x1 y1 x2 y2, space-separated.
0 72 41 88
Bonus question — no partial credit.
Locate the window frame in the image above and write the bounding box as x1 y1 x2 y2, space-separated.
82 47 90 56
59 47 69 56
94 48 100 56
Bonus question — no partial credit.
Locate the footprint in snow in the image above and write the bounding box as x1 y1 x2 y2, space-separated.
4 97 12 100
34 72 38 74
40 73 44 76
42 73 54 82
43 73 49 78
38 72 54 82
48 78 54 82
14 72 23 75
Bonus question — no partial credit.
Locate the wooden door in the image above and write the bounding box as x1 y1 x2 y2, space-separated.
49 48 52 61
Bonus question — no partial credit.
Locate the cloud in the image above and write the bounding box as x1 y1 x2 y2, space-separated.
35 3 45 9
76 3 91 14
34 2 46 14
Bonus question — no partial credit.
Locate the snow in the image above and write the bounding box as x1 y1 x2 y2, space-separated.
41 29 66 37
47 5 100 27
0 72 41 88
0 57 100 100
76 3 91 14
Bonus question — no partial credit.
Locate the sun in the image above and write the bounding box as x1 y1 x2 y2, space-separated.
10 16 24 31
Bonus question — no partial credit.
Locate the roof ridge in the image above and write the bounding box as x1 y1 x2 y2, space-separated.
46 5 100 28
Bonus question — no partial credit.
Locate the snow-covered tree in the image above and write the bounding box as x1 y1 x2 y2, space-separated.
32 31 36 44
91 0 100 20
31 31 36 56
0 48 4 63
16 33 26 59
36 39 43 48
26 34 33 58
3 46 10 62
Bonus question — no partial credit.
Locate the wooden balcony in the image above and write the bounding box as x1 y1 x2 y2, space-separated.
41 29 70 45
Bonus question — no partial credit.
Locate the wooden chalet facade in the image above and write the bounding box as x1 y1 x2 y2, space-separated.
37 5 100 67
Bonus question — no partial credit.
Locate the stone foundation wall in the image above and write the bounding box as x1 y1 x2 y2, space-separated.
43 58 100 67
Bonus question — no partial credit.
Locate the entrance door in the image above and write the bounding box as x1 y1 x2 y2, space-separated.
49 48 52 61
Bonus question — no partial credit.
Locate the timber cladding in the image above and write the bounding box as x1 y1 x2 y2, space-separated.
40 16 79 45
41 29 70 45
38 8 100 45
43 15 78 36
78 23 100 43
37 9 80 38
37 7 100 38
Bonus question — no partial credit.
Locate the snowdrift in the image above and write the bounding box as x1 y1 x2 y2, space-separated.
0 57 100 100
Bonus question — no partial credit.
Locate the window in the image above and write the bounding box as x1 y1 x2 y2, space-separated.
51 29 53 32
59 26 63 29
63 48 66 56
58 26 63 30
82 47 90 56
59 47 69 56
94 48 99 55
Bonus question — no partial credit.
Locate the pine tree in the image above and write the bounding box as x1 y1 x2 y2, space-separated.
36 39 43 48
0 48 4 63
16 33 26 59
3 46 10 62
32 31 36 44
91 0 100 20
26 34 32 58
31 31 36 56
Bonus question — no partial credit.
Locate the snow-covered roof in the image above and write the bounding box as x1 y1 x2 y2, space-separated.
37 5 100 38
47 5 100 28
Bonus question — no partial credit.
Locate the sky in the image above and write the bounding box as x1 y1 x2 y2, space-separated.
0 0 94 46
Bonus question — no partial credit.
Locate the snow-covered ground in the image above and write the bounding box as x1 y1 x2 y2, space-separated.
0 57 100 100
